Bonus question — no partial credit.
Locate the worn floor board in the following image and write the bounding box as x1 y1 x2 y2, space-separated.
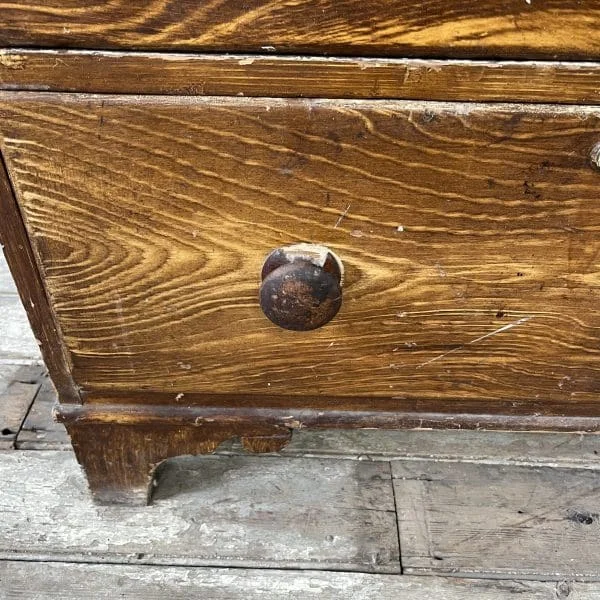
0 365 44 449
0 451 399 573
223 429 600 468
394 460 600 580
0 265 15 295
16 374 67 450
0 561 595 600
0 295 41 363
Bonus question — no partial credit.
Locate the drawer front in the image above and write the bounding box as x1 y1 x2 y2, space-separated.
1 94 599 409
1 1 600 60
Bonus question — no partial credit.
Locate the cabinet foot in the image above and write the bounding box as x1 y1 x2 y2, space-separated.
61 416 292 505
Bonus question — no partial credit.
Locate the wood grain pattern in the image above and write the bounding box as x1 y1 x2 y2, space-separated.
394 460 600 580
4 50 600 105
17 367 600 462
64 420 291 504
0 450 400 572
2 93 600 412
1 1 600 59
0 153 79 401
3 563 599 600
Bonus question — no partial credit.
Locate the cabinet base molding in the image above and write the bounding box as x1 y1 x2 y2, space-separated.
56 402 600 505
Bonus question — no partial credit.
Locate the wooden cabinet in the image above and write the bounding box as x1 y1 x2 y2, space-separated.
1 3 600 504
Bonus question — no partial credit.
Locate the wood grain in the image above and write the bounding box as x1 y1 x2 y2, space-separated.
2 562 598 600
17 367 600 462
0 450 400 572
0 153 79 401
4 50 600 105
1 1 600 59
64 419 291 504
2 93 600 412
394 460 600 580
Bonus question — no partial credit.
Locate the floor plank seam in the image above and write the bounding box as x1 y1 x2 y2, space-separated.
11 382 42 451
0 554 401 576
388 460 404 575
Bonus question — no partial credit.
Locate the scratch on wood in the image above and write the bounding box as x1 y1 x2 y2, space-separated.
334 204 351 228
416 316 534 369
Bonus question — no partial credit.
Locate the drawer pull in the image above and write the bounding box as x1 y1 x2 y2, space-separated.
259 244 343 331
591 143 600 170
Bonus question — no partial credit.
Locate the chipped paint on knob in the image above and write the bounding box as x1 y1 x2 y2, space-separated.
260 244 343 331
590 142 600 170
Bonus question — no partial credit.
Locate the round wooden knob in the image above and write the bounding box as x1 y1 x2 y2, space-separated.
259 244 343 331
591 142 600 170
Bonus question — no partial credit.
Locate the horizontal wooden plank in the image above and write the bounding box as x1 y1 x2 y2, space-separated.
1 562 597 600
234 429 600 468
0 450 399 572
11 344 600 451
0 1 599 60
4 51 600 105
2 94 599 414
0 363 21 396
394 460 600 580
20 372 600 461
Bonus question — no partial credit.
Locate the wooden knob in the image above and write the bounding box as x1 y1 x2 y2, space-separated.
259 244 343 331
591 142 600 170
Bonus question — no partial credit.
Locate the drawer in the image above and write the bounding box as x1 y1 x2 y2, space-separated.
1 93 599 413
1 1 600 60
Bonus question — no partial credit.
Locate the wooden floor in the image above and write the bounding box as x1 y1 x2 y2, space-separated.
2 257 600 598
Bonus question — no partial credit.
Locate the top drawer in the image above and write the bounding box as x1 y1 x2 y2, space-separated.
1 1 600 60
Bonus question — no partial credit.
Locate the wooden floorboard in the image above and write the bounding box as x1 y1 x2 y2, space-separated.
16 375 68 450
393 459 600 581
0 365 44 449
0 451 399 573
0 294 41 364
1 561 596 600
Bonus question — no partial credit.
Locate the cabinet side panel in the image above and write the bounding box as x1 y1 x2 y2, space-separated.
0 151 80 402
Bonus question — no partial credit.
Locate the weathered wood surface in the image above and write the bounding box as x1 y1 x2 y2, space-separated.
0 1 599 60
0 295 43 364
0 155 78 400
17 373 600 463
0 451 399 572
0 364 44 449
16 373 67 450
222 429 600 468
4 51 600 106
0 364 21 396
2 562 597 600
394 460 600 580
10 371 600 463
1 94 599 414
61 419 293 505
12 361 600 461
0 253 16 295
